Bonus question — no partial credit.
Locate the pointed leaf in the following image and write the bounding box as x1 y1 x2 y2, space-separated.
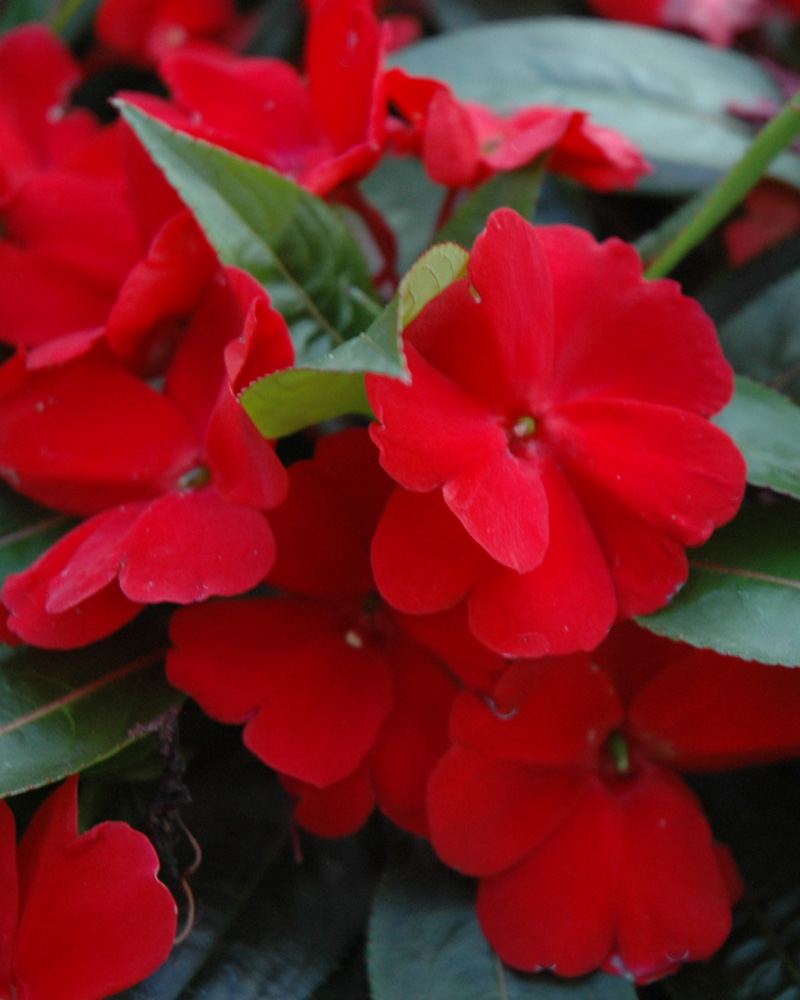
241 244 469 437
368 840 637 1000
437 159 547 248
714 376 800 500
0 482 74 591
117 740 379 1000
0 618 181 796
117 102 380 359
392 19 800 195
638 504 800 666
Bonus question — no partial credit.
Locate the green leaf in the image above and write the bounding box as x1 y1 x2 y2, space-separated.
638 504 800 666
0 0 99 36
368 840 637 1000
241 243 469 437
437 159 548 247
0 482 74 592
117 739 380 1000
392 18 800 196
715 376 800 500
0 618 181 797
0 0 52 30
116 102 380 360
664 764 800 1000
717 267 800 402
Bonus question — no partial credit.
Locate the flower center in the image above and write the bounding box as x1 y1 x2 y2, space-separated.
603 730 632 777
511 415 537 439
177 464 212 490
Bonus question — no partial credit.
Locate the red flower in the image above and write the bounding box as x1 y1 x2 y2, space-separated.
95 0 243 65
367 209 746 657
122 0 387 196
725 179 800 266
585 0 764 46
1 268 293 648
168 429 473 838
386 68 650 192
0 776 176 1000
428 624 800 982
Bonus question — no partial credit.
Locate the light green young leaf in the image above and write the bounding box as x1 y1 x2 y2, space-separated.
241 244 470 438
393 18 800 196
117 102 380 360
638 504 800 666
368 841 637 1000
714 376 800 500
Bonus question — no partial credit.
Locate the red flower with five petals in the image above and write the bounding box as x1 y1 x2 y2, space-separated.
428 624 800 982
367 208 746 657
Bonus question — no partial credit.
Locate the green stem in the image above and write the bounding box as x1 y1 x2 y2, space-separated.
645 97 800 279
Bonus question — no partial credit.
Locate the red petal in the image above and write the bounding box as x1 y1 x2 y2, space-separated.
539 226 733 415
442 446 549 572
468 458 617 657
370 634 457 837
14 777 176 1000
119 489 275 603
306 0 384 156
449 656 622 766
368 344 504 492
391 602 506 693
0 353 198 515
632 648 800 771
477 779 618 976
106 210 217 372
283 767 376 838
169 597 393 786
2 513 144 649
428 748 586 876
0 801 18 987
268 461 375 599
371 487 485 613
545 397 746 546
611 764 734 981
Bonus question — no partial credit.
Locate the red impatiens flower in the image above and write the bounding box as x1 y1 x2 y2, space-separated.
586 0 765 46
0 776 176 1000
122 0 387 196
168 429 489 839
0 267 293 648
428 624 800 982
386 68 650 193
95 0 243 65
367 208 746 657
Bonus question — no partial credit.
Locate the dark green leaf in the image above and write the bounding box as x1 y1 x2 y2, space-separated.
0 0 52 30
392 19 800 195
0 619 181 796
638 504 800 666
361 156 446 275
714 377 800 500
427 0 587 31
718 268 800 402
664 764 800 1000
117 739 380 1000
0 482 74 591
241 243 469 437
117 102 380 360
437 159 548 247
0 0 98 36
368 840 637 1000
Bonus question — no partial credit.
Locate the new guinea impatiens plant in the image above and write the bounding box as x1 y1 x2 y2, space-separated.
3 0 800 997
